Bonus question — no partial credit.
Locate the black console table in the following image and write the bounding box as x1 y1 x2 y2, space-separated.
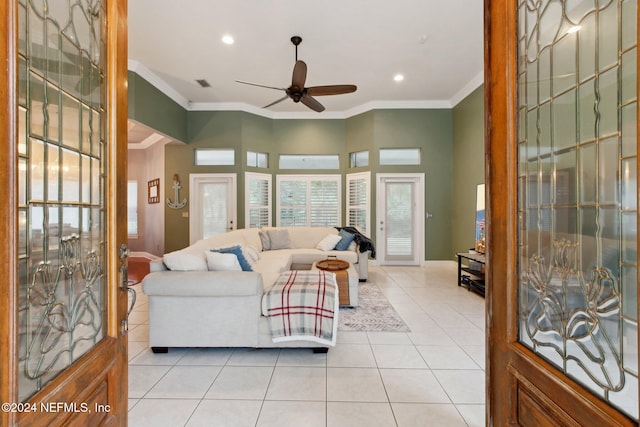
456 252 486 296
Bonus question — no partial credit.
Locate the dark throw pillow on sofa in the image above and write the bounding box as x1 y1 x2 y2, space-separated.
213 245 253 271
334 229 355 251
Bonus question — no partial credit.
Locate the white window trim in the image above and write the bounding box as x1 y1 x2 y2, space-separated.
127 180 138 238
245 171 272 228
276 174 342 227
346 171 371 235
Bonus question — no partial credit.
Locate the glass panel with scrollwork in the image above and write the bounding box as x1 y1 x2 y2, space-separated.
517 0 638 420
17 0 106 402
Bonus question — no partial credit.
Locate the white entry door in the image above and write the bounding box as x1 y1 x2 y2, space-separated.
190 174 237 244
376 174 424 265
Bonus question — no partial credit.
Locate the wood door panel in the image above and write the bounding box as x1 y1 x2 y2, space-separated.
1 0 129 425
485 0 639 425
18 339 117 426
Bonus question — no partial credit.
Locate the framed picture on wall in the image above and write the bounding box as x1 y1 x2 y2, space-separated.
148 178 160 204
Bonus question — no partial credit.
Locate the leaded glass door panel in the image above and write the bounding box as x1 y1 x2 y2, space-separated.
487 0 639 425
1 1 129 425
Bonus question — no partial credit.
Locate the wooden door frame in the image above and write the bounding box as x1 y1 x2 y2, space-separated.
485 0 638 425
0 2 19 426
0 1 129 425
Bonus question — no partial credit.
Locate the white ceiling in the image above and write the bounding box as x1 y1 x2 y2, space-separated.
127 0 484 119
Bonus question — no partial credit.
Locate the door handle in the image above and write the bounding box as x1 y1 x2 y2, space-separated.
118 244 135 335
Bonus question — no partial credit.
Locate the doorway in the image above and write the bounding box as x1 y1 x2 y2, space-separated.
376 173 425 265
189 174 237 244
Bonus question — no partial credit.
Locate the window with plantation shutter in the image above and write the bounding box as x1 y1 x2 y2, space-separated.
276 175 341 227
346 172 370 235
245 172 272 228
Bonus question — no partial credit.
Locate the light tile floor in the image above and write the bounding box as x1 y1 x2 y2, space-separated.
127 262 486 427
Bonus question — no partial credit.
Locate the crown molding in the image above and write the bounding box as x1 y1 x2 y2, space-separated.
128 60 190 110
449 71 484 107
128 132 168 150
128 60 479 119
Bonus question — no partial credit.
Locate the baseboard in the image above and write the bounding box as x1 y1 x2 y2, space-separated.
130 251 161 260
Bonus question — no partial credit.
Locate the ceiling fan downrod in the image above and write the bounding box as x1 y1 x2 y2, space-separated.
291 35 302 61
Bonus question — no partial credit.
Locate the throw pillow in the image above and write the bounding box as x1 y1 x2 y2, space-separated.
259 231 271 251
267 229 291 250
242 244 261 263
204 251 242 271
213 245 253 271
334 229 355 251
316 234 343 251
163 250 208 271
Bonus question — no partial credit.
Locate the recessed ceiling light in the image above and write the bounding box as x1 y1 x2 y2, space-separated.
222 34 234 45
394 74 404 82
567 25 581 34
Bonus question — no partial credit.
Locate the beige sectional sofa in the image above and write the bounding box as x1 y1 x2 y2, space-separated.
141 226 369 352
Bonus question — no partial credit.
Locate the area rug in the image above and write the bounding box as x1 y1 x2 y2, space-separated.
339 282 410 332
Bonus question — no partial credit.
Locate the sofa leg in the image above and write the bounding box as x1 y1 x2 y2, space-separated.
313 347 329 354
151 346 168 354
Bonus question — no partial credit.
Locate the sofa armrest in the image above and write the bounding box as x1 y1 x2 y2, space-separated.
356 250 369 281
142 271 263 297
149 259 168 272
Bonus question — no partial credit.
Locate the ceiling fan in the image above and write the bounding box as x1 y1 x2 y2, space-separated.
236 36 357 112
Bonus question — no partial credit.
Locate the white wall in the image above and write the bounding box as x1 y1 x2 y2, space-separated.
128 142 166 256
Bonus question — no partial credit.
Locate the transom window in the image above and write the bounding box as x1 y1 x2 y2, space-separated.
194 149 235 166
279 154 339 170
379 148 421 165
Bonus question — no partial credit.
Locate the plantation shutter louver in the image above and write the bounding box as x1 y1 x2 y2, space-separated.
245 172 272 228
346 172 370 235
277 175 341 227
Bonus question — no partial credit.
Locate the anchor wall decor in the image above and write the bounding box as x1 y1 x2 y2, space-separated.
167 174 187 209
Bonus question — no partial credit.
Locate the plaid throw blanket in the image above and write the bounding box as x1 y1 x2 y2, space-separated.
264 270 339 346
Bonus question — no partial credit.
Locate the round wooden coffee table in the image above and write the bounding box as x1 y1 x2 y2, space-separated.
315 259 351 306
315 258 350 272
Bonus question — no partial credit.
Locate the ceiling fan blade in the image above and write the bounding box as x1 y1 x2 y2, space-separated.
235 80 285 91
300 93 325 112
263 95 289 109
307 84 357 96
291 60 307 90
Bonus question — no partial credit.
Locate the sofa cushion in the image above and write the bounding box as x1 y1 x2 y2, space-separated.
242 244 261 263
316 234 342 251
205 251 242 271
252 251 292 274
289 227 337 248
163 249 208 271
335 229 356 251
142 271 262 297
285 248 358 265
214 245 253 271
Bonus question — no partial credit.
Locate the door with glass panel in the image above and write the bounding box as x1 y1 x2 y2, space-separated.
487 0 638 425
1 0 129 425
189 174 237 244
376 174 424 265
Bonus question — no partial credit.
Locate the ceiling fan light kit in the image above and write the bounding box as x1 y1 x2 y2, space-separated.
236 36 357 112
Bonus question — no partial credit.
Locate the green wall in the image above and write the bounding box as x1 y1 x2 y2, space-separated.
128 71 188 142
128 72 484 260
451 85 485 258
371 109 453 260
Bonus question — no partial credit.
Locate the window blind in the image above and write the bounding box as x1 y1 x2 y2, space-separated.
277 175 341 227
346 172 370 235
245 172 272 228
